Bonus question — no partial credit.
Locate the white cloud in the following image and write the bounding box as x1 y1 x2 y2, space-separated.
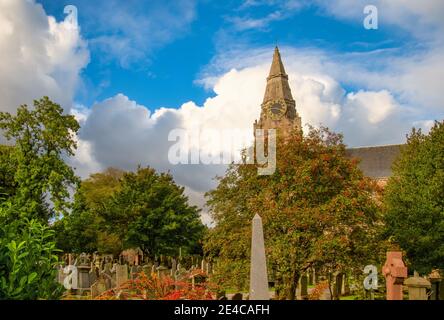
0 0 89 114
346 90 396 125
228 11 285 31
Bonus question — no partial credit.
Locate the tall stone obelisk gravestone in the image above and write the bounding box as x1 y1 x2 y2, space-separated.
249 214 269 300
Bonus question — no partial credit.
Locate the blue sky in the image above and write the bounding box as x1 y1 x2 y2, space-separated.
37 0 414 110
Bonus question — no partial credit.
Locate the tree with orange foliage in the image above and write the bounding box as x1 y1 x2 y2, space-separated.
205 127 385 299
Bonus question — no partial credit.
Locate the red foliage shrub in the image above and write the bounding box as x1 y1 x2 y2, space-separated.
96 269 218 300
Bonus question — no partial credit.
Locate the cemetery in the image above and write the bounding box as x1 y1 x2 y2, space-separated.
53 213 444 301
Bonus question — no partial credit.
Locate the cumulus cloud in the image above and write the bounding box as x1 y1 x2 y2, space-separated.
0 0 89 114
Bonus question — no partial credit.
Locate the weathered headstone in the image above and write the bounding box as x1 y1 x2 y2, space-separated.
78 265 91 289
298 274 308 300
75 254 90 291
201 258 205 272
191 273 207 289
171 259 177 277
115 264 128 287
91 278 107 298
142 264 151 276
57 266 66 285
382 250 408 300
308 269 313 286
428 269 442 300
130 265 138 280
404 271 431 300
89 268 98 286
333 273 343 300
103 264 114 289
206 262 211 275
157 265 169 278
249 214 269 300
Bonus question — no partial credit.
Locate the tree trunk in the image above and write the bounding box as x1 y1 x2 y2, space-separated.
286 270 299 300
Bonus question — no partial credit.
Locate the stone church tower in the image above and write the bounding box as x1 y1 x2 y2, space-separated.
254 47 302 138
252 48 401 185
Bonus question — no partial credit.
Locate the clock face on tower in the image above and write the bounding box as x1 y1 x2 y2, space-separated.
268 100 286 120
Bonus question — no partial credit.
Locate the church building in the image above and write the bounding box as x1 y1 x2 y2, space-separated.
254 47 402 186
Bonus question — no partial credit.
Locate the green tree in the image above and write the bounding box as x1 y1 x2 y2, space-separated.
0 97 80 221
105 167 205 258
205 127 385 299
56 167 205 257
0 203 63 300
54 168 124 254
384 121 444 274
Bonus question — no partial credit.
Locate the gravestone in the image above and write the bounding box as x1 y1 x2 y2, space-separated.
205 262 212 275
142 264 151 276
57 266 66 285
382 250 408 300
116 264 128 287
91 278 107 298
428 269 442 300
157 265 169 278
333 273 343 300
171 259 177 277
78 266 91 289
249 214 269 300
298 274 308 300
103 264 114 290
89 267 98 286
404 271 431 300
130 265 138 280
308 269 313 286
342 273 350 296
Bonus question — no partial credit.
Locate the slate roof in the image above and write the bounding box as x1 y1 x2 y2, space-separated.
345 144 403 179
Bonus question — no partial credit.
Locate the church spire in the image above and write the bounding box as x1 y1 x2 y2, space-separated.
254 47 302 138
268 46 287 79
262 46 294 104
